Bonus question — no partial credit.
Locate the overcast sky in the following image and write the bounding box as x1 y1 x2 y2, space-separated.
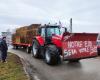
0 0 100 33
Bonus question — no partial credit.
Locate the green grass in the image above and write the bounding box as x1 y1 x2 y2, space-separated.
0 53 28 80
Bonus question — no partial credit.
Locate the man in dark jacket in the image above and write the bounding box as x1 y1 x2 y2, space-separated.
0 37 8 62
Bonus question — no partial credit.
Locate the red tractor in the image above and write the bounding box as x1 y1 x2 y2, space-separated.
32 25 98 65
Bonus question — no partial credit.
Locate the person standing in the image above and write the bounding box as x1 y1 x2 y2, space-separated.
0 37 8 63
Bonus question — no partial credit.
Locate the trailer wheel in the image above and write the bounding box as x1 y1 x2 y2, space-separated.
32 39 41 58
26 47 31 53
15 46 18 49
45 45 61 65
13 45 16 49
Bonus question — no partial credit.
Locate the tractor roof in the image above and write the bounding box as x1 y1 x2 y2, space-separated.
41 25 60 28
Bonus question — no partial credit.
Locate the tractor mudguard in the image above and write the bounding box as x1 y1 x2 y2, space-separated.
35 36 45 46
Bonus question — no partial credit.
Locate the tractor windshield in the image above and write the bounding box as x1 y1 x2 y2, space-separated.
47 27 66 37
47 28 60 36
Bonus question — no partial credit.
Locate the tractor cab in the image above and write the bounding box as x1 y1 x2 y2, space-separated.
38 25 67 44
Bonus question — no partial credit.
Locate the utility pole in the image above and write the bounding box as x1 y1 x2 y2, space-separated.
70 18 72 33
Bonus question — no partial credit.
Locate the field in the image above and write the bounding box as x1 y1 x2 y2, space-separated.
0 53 28 80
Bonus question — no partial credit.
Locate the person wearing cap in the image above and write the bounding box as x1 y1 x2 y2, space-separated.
0 37 8 63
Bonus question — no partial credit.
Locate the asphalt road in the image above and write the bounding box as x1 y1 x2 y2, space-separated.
9 48 100 80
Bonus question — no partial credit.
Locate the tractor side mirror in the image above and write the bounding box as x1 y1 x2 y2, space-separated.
60 27 67 34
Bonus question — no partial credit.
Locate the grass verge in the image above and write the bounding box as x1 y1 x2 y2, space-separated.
0 52 28 80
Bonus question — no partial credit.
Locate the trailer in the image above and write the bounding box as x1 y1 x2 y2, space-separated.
12 24 41 53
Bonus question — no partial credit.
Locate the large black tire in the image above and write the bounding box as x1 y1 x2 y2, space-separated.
32 39 41 58
45 45 61 65
26 47 31 53
15 46 18 49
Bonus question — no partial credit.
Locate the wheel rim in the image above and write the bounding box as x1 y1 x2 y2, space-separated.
32 43 38 56
45 50 50 62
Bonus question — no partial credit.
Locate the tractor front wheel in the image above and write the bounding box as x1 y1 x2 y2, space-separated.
45 45 61 65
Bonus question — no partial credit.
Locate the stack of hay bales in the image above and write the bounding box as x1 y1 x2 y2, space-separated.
13 24 41 44
16 26 28 43
26 24 41 44
16 26 28 36
12 34 16 43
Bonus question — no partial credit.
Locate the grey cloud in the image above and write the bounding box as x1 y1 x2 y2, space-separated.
0 0 100 33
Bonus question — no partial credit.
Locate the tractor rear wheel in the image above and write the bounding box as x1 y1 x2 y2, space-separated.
45 45 61 65
32 39 41 58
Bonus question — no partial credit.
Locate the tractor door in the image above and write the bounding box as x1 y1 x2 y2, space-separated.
38 27 53 44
